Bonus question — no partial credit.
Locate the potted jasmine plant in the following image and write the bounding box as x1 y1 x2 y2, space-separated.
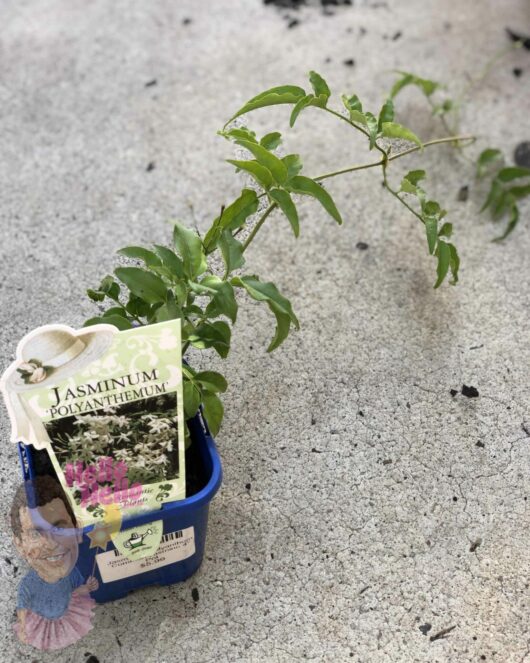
7 65 528 605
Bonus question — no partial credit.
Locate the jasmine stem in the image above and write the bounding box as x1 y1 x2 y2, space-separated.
316 134 476 181
241 203 276 254
382 161 424 224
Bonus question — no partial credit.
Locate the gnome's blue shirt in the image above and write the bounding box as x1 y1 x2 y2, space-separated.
17 567 84 619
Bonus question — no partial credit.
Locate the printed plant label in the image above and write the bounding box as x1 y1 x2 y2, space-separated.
0 320 186 527
96 526 196 582
112 519 164 560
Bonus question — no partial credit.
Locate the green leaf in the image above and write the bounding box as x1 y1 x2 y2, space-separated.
493 204 519 242
117 246 162 267
194 371 228 393
268 189 299 237
221 127 258 143
390 71 440 99
183 378 202 419
424 217 438 255
231 277 298 325
126 294 151 318
403 170 426 186
155 290 182 322
288 175 343 225
282 154 303 179
231 275 299 352
496 166 530 182
290 94 314 127
89 275 121 302
476 148 503 178
153 245 185 279
221 189 260 231
438 222 453 238
102 306 128 318
509 184 530 200
309 70 331 101
84 315 133 331
218 230 245 273
480 179 502 213
204 189 259 253
87 288 105 302
260 132 282 150
188 321 231 358
364 112 378 150
448 243 460 285
422 200 441 217
381 122 422 148
114 267 168 304
202 392 224 436
202 275 238 323
225 85 307 125
432 99 453 116
491 189 514 220
377 99 394 131
342 94 363 112
341 95 366 125
226 159 274 190
234 139 288 185
173 221 207 278
434 241 450 289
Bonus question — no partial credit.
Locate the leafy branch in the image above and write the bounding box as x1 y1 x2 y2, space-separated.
387 42 530 239
86 69 477 436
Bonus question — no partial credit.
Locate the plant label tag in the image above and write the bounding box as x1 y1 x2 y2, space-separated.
96 526 196 583
112 519 164 560
0 320 186 527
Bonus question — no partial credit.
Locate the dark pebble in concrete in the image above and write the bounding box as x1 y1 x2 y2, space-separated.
513 68 523 78
264 0 305 8
343 58 355 66
506 27 530 50
462 384 479 398
457 185 469 202
419 623 432 635
514 141 530 168
356 241 369 250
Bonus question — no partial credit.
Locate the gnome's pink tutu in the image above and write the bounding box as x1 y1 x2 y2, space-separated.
14 591 96 650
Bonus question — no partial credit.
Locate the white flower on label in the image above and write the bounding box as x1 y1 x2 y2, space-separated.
28 366 47 383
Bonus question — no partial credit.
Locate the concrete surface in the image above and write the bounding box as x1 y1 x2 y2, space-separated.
0 0 529 661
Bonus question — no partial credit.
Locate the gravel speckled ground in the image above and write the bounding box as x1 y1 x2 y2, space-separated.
0 1 529 661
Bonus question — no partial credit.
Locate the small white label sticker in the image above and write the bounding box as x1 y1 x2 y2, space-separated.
96 526 195 583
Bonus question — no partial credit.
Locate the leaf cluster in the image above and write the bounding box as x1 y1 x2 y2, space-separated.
390 65 529 242
477 148 530 241
398 170 459 287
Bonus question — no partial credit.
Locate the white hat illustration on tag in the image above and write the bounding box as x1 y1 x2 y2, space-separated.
8 326 115 391
0 324 117 447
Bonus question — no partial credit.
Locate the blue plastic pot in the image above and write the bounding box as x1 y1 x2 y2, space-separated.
17 410 222 603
